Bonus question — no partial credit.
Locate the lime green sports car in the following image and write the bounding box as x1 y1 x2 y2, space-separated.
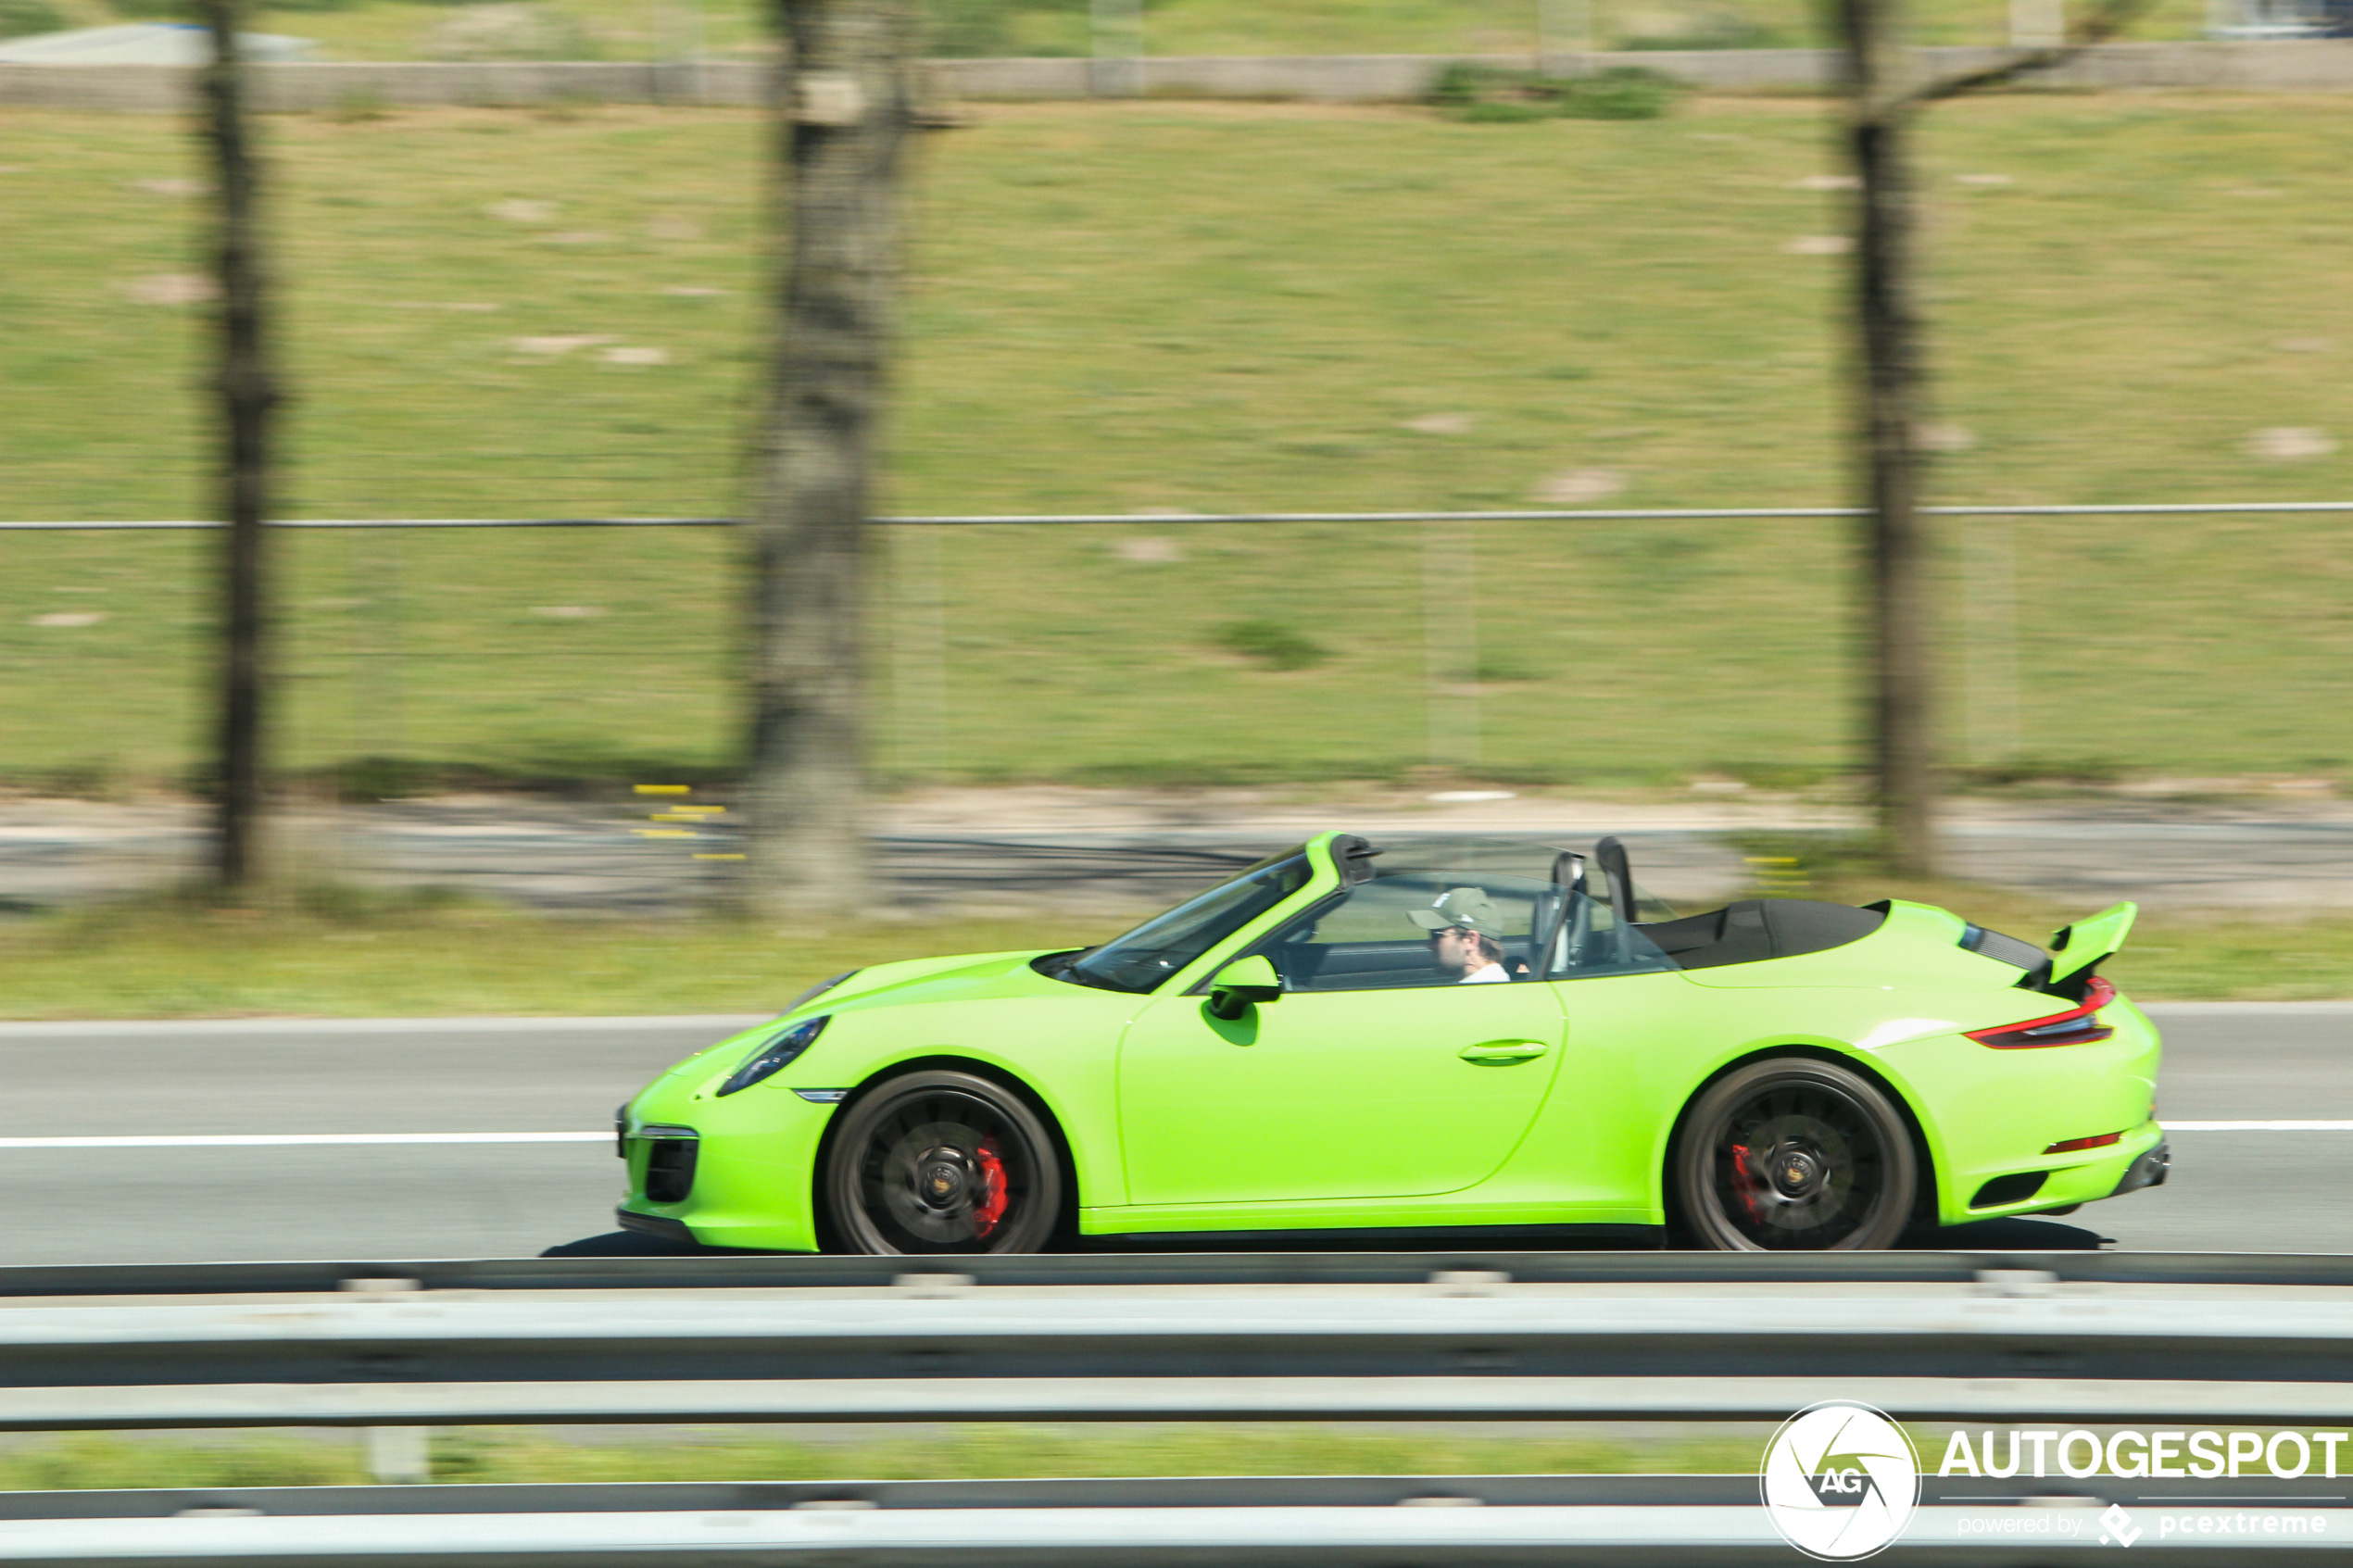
617 831 2166 1253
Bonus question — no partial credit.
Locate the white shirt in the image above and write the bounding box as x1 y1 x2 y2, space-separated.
1463 962 1511 984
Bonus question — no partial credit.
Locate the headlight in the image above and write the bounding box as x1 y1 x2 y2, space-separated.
783 970 860 1015
716 1015 829 1097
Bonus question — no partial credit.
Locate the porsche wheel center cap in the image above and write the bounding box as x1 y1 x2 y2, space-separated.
921 1155 968 1204
1774 1148 1823 1197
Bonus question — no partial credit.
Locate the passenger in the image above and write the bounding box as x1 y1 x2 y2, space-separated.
1408 887 1514 983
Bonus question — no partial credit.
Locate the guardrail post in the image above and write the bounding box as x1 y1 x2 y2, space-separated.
365 1425 430 1484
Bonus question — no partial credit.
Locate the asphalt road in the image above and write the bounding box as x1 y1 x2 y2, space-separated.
1 1004 2347 1266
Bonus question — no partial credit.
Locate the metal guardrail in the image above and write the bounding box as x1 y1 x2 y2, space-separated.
9 1248 2353 1296
6 501 2353 528
4 1476 2351 1564
7 1253 2353 1429
9 1259 2353 1561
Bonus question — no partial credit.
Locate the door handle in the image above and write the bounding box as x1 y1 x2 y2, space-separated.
1458 1039 1548 1063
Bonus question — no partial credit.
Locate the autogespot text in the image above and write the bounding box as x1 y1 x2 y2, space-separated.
1938 1428 2352 1479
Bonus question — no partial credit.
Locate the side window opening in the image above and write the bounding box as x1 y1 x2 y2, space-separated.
1256 872 1604 992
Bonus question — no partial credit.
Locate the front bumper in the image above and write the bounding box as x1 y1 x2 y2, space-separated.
615 1209 698 1246
616 1093 836 1253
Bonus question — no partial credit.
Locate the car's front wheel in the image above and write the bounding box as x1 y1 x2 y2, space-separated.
1672 1058 1917 1250
823 1071 1062 1255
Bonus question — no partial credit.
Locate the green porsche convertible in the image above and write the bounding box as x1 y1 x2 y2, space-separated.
616 831 2166 1253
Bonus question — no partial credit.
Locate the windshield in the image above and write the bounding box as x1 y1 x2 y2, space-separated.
1049 848 1314 994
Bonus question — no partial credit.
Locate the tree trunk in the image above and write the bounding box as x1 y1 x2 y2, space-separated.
742 0 916 920
201 0 278 895
1839 0 1939 877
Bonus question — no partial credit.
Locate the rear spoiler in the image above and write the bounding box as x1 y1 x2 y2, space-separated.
2046 902 2136 995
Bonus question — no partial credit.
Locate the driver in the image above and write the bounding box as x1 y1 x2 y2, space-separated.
1407 887 1513 983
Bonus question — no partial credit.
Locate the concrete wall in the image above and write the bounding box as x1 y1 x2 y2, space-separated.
0 59 772 112
975 39 2353 94
9 40 2353 113
1929 38 2353 87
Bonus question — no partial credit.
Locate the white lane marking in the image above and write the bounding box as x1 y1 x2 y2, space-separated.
2163 1121 2353 1132
0 1132 609 1148
0 1014 767 1038
3 1123 2345 1149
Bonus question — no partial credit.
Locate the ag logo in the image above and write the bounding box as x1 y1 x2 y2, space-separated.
1759 1400 1920 1561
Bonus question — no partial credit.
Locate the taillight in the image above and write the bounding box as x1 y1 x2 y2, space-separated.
1968 975 2116 1049
2044 1130 2125 1154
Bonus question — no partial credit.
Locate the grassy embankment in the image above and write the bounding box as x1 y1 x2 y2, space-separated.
4 96 2350 796
1 1424 1769 1489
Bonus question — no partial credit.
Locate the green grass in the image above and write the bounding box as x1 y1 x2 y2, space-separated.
0 1424 1767 1491
0 905 1122 1018
0 885 2347 1019
3 96 2351 795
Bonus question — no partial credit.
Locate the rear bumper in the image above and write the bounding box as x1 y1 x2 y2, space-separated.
2112 1139 2171 1197
1954 1120 2168 1220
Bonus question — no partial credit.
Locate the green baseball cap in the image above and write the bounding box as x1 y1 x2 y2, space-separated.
1406 886 1504 935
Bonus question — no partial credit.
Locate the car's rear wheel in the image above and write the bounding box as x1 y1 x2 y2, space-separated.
1672 1058 1916 1251
824 1071 1061 1255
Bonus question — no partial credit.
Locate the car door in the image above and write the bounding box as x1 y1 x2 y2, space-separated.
1116 872 1569 1207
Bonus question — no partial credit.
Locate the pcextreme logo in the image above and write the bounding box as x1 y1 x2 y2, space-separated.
1760 1400 1922 1561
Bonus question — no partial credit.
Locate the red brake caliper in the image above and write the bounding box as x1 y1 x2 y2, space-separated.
1729 1143 1762 1223
972 1139 1009 1237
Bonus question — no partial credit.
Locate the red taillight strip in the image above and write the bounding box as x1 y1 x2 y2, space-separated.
2044 1130 2126 1154
1967 975 2118 1048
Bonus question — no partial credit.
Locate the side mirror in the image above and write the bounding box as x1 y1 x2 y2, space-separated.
1205 954 1282 1021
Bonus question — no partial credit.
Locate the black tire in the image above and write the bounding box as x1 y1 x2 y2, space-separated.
1672 1058 1917 1251
823 1071 1062 1255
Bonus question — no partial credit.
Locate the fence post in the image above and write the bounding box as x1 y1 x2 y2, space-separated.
2009 0 2066 45
1538 0 1594 72
1422 517 1479 771
1961 514 2020 766
1089 0 1143 96
352 524 409 771
890 523 948 778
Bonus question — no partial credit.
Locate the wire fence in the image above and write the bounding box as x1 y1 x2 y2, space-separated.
3 501 2347 809
3 498 2347 909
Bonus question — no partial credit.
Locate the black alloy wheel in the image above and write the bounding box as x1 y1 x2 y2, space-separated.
1673 1059 1917 1251
824 1071 1062 1255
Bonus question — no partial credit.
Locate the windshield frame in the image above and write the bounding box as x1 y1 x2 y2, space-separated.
1037 843 1323 996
